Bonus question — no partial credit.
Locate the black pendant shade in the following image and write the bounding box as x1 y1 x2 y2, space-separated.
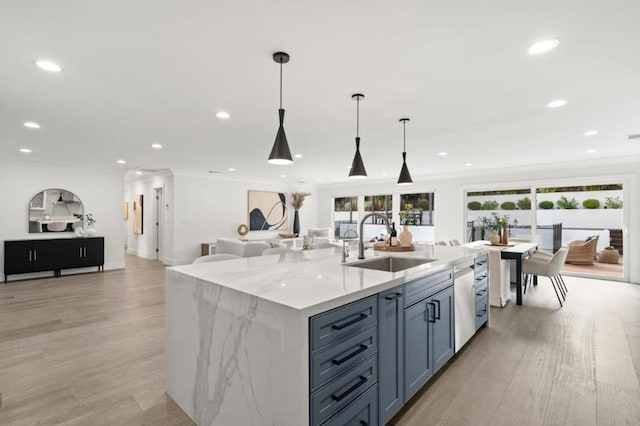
397 118 413 185
348 93 367 178
57 192 64 202
268 52 293 165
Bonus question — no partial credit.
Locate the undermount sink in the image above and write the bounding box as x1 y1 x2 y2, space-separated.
348 256 436 272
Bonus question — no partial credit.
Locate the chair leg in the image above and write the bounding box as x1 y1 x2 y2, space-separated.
553 276 566 301
523 274 529 294
558 274 568 293
549 277 563 307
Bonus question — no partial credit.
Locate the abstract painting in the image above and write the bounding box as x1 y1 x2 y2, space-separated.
248 190 288 231
133 195 143 235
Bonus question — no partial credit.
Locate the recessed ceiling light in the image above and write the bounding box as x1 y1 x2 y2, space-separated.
583 130 598 136
586 149 596 154
228 168 236 172
151 143 163 149
135 171 143 175
24 121 40 129
527 39 560 55
117 159 127 164
382 172 388 176
464 163 473 167
35 59 62 72
20 148 32 153
280 174 287 178
216 111 230 119
437 152 448 156
546 99 568 108
317 179 323 183
294 154 303 159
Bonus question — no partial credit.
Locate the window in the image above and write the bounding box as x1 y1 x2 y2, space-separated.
465 188 530 242
364 194 392 224
333 196 359 238
399 193 434 226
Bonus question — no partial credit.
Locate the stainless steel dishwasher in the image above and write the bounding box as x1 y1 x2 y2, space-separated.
453 264 476 352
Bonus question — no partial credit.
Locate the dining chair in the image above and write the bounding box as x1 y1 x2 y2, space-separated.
435 241 448 246
522 248 569 307
261 247 291 255
449 239 461 246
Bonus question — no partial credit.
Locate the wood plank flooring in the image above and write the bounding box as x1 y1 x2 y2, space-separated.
1 255 639 425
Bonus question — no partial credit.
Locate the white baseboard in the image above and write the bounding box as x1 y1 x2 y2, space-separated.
126 248 157 260
162 257 195 266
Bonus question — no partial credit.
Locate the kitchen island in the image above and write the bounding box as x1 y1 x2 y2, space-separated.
165 244 488 426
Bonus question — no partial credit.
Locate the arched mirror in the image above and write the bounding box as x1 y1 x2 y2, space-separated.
28 189 84 233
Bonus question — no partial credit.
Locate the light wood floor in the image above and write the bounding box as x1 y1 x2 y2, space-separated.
1 255 638 425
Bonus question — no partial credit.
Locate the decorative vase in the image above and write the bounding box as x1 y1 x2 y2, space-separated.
489 232 501 245
86 227 97 236
501 227 508 245
399 225 413 247
293 210 300 236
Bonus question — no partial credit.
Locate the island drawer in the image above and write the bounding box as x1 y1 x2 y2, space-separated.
475 299 488 330
474 254 488 273
404 268 453 308
311 326 378 391
474 278 488 305
310 295 377 352
311 355 377 425
322 383 378 426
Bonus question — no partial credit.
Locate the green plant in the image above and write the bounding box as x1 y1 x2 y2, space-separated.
517 197 531 210
343 201 351 211
73 213 96 226
481 200 499 210
467 201 482 210
484 213 509 232
538 200 554 209
416 198 429 211
364 200 373 211
556 195 579 209
399 203 418 226
604 245 615 250
605 196 623 209
582 199 600 209
500 201 516 210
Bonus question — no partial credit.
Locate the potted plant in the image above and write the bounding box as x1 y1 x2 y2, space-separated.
398 204 416 247
599 245 619 264
484 213 502 245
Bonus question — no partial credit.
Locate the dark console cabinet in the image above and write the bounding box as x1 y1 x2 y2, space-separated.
4 237 104 282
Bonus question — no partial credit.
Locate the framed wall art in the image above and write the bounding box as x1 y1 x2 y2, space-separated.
133 195 143 234
248 190 288 231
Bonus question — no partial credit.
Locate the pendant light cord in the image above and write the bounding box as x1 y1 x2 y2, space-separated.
403 120 406 151
356 97 360 137
279 60 283 109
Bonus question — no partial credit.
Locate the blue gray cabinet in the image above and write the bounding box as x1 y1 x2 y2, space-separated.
430 286 455 372
378 286 404 424
403 297 433 400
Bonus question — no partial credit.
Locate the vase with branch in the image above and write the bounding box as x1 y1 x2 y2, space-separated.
290 192 311 236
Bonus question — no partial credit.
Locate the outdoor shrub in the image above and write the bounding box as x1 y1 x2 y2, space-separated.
604 245 615 250
417 198 429 210
500 201 516 210
517 197 531 210
538 200 554 209
364 200 373 211
467 201 481 210
481 200 499 210
582 199 600 209
556 195 579 209
605 196 623 209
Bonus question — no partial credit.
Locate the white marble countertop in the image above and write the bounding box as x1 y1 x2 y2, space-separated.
169 244 487 315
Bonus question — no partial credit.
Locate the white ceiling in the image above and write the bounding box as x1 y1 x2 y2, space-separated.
2 0 639 184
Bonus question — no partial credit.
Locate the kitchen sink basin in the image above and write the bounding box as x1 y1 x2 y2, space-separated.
348 256 436 272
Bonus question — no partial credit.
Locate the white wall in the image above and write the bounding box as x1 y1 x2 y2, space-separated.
316 158 640 284
0 159 125 280
124 171 174 262
168 171 318 265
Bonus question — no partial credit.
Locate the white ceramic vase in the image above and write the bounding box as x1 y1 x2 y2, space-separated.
85 227 97 236
399 225 413 247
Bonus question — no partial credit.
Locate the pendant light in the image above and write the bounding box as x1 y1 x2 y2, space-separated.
397 118 413 185
348 93 367 178
57 191 64 202
268 52 293 165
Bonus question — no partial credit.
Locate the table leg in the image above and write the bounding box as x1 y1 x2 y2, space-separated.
516 255 523 305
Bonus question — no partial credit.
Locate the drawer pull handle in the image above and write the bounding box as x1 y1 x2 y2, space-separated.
427 302 436 323
360 422 368 426
332 313 367 331
434 299 441 320
331 375 368 402
384 292 402 301
476 309 487 317
332 344 368 365
476 274 486 281
476 289 487 296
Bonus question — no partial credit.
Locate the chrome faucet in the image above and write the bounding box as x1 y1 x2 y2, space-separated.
341 229 359 263
358 213 391 259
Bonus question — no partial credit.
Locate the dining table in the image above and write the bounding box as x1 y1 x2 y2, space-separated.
499 242 539 305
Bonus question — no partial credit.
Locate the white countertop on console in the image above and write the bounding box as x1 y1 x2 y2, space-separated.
168 244 486 315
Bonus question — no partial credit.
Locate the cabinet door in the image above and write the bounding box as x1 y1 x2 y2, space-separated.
83 238 104 267
404 299 432 400
31 240 60 272
56 239 84 270
4 241 33 275
431 286 455 372
378 287 404 424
